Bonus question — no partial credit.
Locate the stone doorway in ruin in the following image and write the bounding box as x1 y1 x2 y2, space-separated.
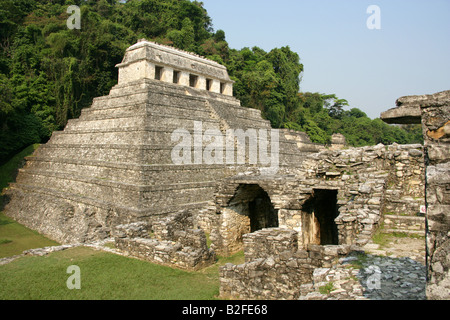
219 184 279 254
301 189 339 246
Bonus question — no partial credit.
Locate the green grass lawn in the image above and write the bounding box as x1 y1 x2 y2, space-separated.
0 213 60 258
0 246 244 300
0 211 245 300
0 199 244 300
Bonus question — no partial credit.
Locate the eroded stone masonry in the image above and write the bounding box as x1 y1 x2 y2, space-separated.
2 40 448 299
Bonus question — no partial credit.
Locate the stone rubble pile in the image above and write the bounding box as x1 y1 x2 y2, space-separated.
114 211 216 270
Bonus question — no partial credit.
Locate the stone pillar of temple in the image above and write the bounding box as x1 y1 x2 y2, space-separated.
381 90 450 300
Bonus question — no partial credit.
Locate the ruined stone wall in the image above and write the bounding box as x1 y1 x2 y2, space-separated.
211 177 306 256
115 236 215 271
301 143 425 245
382 215 426 236
219 251 317 300
383 145 425 215
219 228 352 300
303 143 425 215
211 143 425 256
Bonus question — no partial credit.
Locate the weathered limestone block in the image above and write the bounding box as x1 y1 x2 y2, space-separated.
381 105 422 124
113 222 149 239
243 228 298 262
329 133 347 150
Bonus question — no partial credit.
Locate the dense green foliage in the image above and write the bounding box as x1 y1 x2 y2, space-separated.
223 47 422 146
0 0 422 163
0 143 39 195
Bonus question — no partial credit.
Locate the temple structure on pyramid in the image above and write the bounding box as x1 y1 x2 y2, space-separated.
3 40 317 244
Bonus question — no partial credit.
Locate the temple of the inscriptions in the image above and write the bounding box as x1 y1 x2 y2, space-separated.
3 40 448 300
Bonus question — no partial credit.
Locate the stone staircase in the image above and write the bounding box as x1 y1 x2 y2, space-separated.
381 214 426 236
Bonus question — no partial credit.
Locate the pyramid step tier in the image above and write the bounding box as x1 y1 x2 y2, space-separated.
7 182 212 218
15 169 217 211
64 115 222 133
81 102 211 122
48 129 294 159
35 143 177 164
91 81 264 124
23 157 232 184
34 143 307 166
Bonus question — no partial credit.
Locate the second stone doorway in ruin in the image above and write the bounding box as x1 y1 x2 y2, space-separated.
302 189 339 246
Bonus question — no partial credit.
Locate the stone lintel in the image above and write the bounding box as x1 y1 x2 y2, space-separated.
380 105 422 124
381 90 450 124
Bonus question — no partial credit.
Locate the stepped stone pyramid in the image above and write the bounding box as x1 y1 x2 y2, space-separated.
3 40 318 244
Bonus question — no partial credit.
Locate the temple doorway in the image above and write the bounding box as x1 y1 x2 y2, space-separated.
302 189 339 246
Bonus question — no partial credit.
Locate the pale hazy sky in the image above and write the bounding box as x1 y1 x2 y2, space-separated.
201 0 450 119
